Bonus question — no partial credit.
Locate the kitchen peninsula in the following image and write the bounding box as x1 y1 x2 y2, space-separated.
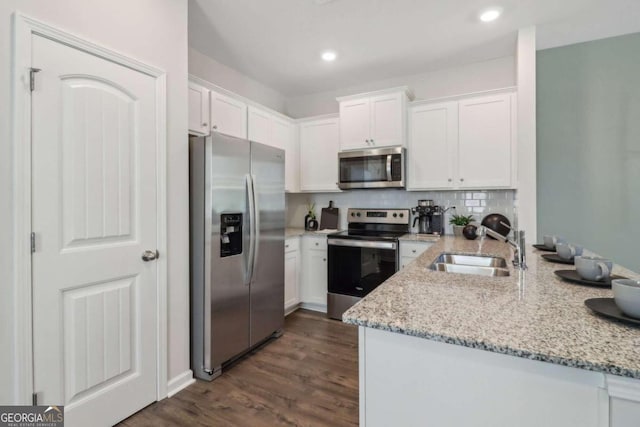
344 236 640 427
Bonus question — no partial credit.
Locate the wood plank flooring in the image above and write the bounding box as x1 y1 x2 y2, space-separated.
118 309 359 426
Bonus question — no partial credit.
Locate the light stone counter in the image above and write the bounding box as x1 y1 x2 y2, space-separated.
343 235 640 379
398 233 441 243
285 228 341 238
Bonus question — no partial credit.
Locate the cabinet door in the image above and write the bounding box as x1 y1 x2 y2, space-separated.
248 105 272 145
339 98 371 151
299 117 340 192
188 82 210 136
210 90 247 139
458 94 514 188
407 102 457 190
304 250 328 307
400 256 415 270
272 117 297 191
284 249 300 313
370 92 405 148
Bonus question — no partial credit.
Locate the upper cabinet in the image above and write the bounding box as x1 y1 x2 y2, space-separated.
299 116 341 192
407 92 516 190
210 90 247 139
338 88 409 151
248 106 273 145
247 105 299 192
188 81 210 136
457 94 515 188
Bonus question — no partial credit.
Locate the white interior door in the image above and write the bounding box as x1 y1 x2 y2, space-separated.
31 34 159 426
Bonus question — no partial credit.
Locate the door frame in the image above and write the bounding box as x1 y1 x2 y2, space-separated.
11 12 169 404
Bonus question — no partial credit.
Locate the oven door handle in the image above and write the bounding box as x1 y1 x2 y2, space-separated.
386 154 393 182
328 238 397 250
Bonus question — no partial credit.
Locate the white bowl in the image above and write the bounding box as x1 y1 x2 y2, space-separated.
612 279 640 319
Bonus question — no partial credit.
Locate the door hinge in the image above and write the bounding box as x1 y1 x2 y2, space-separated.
32 391 39 406
29 67 41 92
30 232 36 253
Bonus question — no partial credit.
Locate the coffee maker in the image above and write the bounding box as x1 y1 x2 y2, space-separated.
411 200 445 235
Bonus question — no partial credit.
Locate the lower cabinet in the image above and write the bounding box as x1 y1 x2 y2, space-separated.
300 235 328 312
284 237 300 314
399 240 434 269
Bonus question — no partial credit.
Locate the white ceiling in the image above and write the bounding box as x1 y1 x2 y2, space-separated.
188 0 640 96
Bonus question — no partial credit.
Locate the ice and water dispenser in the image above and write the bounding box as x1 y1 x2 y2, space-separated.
220 213 242 257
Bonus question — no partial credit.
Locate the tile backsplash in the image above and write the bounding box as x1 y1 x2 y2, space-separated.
287 189 516 234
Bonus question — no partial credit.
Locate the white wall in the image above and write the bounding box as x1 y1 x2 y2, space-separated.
189 47 287 114
0 0 190 404
285 56 516 118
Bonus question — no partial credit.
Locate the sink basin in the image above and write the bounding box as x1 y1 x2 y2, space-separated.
430 263 511 277
432 253 508 268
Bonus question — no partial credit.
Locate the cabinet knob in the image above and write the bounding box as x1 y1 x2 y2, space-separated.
285 244 289 248
315 242 319 246
448 178 452 182
365 139 369 144
323 258 326 262
412 249 416 253
460 178 464 182
202 122 208 127
212 125 218 129
370 139 374 144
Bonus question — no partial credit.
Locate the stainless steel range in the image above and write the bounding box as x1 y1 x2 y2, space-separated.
327 208 410 320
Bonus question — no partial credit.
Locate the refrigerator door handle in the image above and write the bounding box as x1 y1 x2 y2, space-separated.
246 174 256 285
251 174 260 281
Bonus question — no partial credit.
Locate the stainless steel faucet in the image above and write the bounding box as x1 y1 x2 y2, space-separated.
478 223 527 269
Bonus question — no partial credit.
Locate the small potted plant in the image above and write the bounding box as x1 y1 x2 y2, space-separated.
305 203 318 231
449 214 475 237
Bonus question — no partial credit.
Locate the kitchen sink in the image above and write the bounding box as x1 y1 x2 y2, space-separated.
430 263 511 277
429 253 510 277
432 253 508 268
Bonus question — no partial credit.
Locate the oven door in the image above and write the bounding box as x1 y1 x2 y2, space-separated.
327 238 398 298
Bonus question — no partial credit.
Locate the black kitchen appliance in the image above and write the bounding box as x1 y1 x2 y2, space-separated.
327 208 410 319
411 200 445 235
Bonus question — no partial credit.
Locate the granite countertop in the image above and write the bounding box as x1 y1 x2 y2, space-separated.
285 228 341 238
399 233 441 243
343 236 640 379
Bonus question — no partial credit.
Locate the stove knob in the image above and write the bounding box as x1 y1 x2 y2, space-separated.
393 213 397 218
356 212 361 217
351 212 355 217
399 213 404 218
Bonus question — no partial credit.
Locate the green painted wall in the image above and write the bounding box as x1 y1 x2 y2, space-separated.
537 32 640 271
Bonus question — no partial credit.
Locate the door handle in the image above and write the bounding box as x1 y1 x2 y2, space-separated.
142 250 159 261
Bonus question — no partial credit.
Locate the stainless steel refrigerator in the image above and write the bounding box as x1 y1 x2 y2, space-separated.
190 132 285 381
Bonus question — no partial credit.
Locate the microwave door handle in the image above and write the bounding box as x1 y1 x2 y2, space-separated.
386 154 392 181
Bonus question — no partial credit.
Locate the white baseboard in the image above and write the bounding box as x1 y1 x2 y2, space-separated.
299 302 327 313
167 369 195 398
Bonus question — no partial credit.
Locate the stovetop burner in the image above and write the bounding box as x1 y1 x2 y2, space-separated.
330 208 411 242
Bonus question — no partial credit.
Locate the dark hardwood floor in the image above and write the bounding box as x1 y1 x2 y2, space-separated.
119 309 359 426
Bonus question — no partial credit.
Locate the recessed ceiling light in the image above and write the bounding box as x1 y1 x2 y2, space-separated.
479 8 502 22
321 51 337 62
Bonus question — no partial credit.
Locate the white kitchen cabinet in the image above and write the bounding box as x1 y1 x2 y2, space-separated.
407 101 458 190
248 105 273 145
188 81 210 136
457 93 515 188
300 235 328 312
399 240 435 269
338 88 408 151
210 89 247 139
284 237 301 315
299 115 341 192
271 116 299 193
248 106 299 192
407 92 516 190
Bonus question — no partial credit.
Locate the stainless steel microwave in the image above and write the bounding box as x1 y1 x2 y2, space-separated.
338 147 405 190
